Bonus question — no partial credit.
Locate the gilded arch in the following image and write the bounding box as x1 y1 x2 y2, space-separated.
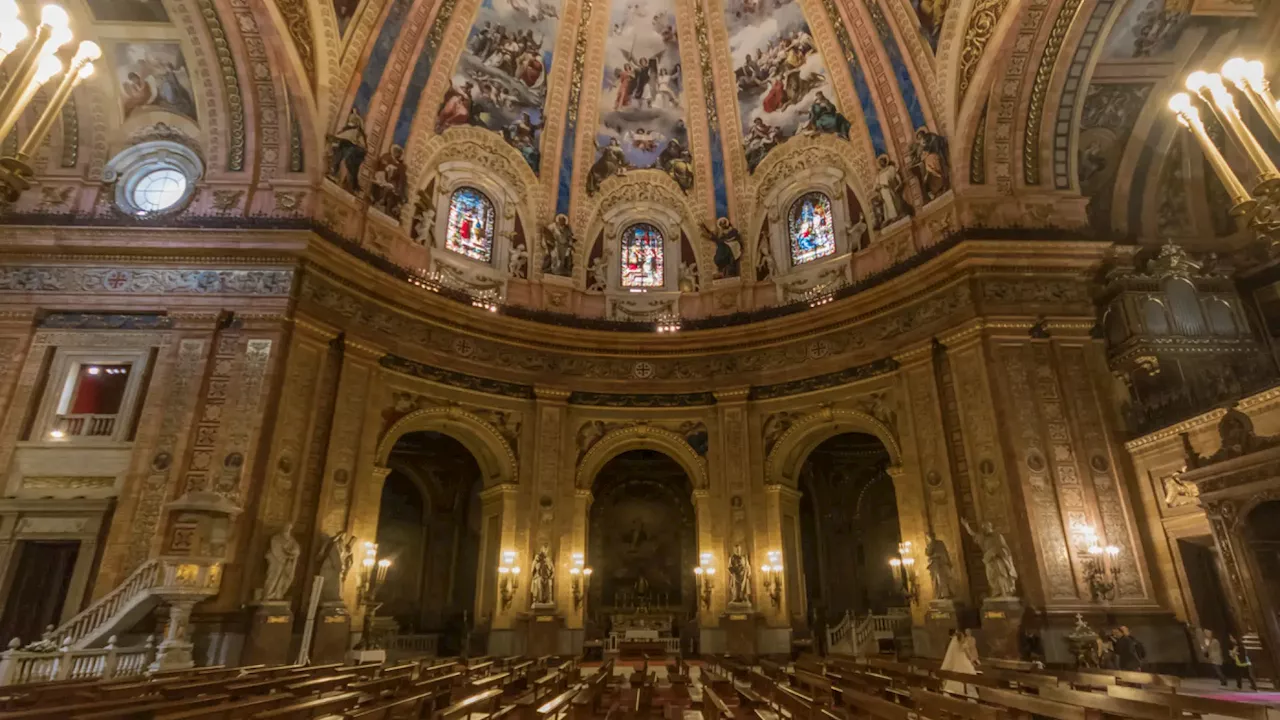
764 407 902 489
376 406 518 487
574 425 709 491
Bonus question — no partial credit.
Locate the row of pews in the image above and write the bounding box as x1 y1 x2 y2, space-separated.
703 653 1278 720
0 655 585 720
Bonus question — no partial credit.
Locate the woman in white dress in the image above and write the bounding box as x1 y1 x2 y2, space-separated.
941 629 980 698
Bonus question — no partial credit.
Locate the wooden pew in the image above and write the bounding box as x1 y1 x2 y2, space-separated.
281 673 357 697
569 661 612 720
71 694 233 720
154 694 297 720
976 686 1090 720
748 670 775 707
700 667 733 701
533 688 577 720
0 697 158 719
702 685 734 720
344 691 434 720
1037 685 1173 720
250 691 362 720
1105 687 1277 720
793 669 833 704
436 688 505 720
796 655 826 677
775 685 821 720
911 688 1006 720
222 674 313 698
835 686 915 720
348 674 413 702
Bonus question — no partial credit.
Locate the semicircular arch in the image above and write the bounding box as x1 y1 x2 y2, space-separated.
575 425 708 491
377 406 518 487
765 407 901 489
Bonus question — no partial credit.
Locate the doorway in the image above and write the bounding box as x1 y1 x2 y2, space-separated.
0 540 80 645
1178 536 1231 640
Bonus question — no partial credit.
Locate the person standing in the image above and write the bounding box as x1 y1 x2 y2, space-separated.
1201 629 1226 687
941 629 978 698
1229 635 1258 691
1115 626 1144 671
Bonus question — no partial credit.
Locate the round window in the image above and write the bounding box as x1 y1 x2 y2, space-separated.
130 168 188 214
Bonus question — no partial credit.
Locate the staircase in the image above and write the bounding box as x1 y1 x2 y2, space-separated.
49 558 223 650
826 611 909 656
52 560 163 650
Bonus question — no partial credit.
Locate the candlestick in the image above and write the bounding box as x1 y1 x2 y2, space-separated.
1169 93 1256 215
1187 71 1280 194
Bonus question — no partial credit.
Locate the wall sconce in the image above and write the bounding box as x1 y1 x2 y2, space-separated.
1168 58 1280 245
889 541 919 604
498 550 520 611
760 550 783 609
1078 526 1120 602
694 552 715 611
355 542 392 650
569 553 593 611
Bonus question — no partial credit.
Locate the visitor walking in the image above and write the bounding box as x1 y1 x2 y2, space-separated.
1201 629 1226 687
1229 635 1258 691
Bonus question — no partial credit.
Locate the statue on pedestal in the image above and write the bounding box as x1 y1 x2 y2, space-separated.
530 545 554 606
728 543 751 605
317 531 356 603
262 523 301 601
924 530 954 600
961 518 1018 598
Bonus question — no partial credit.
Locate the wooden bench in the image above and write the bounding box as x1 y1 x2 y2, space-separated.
702 685 734 720
912 688 1006 720
344 691 434 720
835 686 915 720
793 669 833 704
349 674 412 701
1037 685 1173 720
976 686 1089 720
700 668 733 701
569 662 612 720
281 673 357 697
250 691 362 720
154 694 297 719
437 688 505 720
72 694 233 720
0 697 157 719
775 685 820 720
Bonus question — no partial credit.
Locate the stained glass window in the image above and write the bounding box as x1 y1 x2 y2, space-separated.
621 223 665 289
445 187 496 263
788 192 837 266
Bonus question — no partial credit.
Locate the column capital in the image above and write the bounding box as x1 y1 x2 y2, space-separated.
713 387 751 404
534 386 572 402
479 482 520 501
763 483 803 500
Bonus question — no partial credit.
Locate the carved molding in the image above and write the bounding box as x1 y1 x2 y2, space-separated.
377 406 519 486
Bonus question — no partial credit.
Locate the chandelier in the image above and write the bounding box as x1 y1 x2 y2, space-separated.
1168 57 1280 246
0 1 99 202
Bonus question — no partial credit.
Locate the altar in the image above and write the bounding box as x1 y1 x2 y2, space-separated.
606 612 679 658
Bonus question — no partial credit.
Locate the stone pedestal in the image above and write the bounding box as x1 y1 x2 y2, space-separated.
977 597 1024 660
150 599 197 672
920 600 964 659
723 611 760 659
241 601 293 667
312 602 350 664
523 610 564 657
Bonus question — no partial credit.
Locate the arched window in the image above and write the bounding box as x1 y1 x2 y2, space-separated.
621 223 665 289
445 187 496 263
788 192 837 266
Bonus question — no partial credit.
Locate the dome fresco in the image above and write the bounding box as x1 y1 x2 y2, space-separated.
0 0 1263 324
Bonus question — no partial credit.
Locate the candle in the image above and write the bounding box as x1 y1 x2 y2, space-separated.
1170 93 1256 215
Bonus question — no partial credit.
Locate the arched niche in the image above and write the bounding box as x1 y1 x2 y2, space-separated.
762 166 858 303
764 408 903 489
599 200 683 294
428 160 522 291
575 425 708 491
376 407 518 488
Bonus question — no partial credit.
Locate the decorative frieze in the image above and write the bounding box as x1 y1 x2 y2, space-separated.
0 267 293 296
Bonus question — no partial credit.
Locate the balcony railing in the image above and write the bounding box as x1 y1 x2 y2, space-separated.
0 635 155 686
53 413 117 438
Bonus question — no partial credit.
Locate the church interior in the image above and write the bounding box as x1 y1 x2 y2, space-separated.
0 0 1277 715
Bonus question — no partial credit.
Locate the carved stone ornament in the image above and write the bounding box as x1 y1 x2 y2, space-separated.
1184 409 1280 469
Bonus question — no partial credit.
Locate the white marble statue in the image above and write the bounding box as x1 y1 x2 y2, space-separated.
262 523 301 601
728 543 751 605
530 544 554 605
962 518 1018 598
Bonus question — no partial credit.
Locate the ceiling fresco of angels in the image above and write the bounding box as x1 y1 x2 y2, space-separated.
436 0 564 172
728 0 850 172
587 0 693 194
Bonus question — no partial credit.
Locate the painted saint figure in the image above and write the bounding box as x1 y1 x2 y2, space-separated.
871 154 912 229
703 217 743 279
327 107 367 192
542 214 576 276
908 127 950 202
